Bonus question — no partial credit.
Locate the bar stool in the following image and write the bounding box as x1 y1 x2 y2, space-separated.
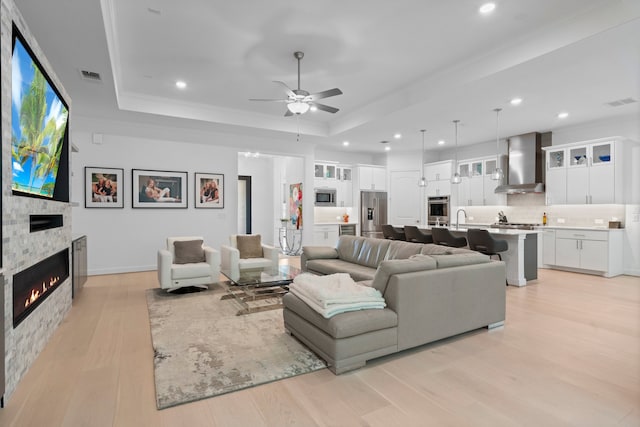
467 228 508 260
431 227 468 248
404 225 434 243
382 224 406 240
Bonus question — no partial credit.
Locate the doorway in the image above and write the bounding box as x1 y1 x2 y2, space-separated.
238 175 252 234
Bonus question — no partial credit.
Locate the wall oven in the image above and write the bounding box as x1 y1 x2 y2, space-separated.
427 196 450 226
314 188 337 207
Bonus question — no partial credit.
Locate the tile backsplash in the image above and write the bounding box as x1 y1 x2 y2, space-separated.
464 194 625 227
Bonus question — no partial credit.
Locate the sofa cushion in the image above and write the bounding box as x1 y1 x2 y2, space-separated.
171 262 211 279
302 246 339 260
386 241 424 260
430 253 491 269
355 238 391 268
336 236 368 264
238 257 273 270
306 259 377 281
237 234 263 259
173 239 205 264
371 257 437 294
283 293 397 339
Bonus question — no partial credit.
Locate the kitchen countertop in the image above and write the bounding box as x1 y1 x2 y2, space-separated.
535 225 623 231
313 221 359 225
393 224 539 236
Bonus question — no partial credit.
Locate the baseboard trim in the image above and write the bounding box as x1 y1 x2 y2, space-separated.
89 265 156 276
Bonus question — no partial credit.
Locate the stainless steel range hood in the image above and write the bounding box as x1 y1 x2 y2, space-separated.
495 132 551 194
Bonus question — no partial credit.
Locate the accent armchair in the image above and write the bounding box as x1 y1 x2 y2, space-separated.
220 234 280 280
157 236 220 292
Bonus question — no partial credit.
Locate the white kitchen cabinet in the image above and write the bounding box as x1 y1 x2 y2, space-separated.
545 147 568 205
424 160 452 182
424 161 453 197
358 166 386 190
541 229 556 266
543 138 632 205
553 229 612 274
314 163 337 179
483 159 506 206
456 157 505 206
566 141 614 204
313 225 340 246
336 165 353 207
426 179 451 197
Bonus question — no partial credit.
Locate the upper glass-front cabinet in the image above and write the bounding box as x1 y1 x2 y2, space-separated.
591 142 612 166
314 163 337 179
547 148 566 169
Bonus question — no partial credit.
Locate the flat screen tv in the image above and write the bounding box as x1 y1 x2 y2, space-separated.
11 24 70 202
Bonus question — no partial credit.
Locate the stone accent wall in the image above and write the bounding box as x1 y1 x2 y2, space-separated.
1 0 72 401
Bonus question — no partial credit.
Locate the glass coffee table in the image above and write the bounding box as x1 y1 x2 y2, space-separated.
220 265 302 315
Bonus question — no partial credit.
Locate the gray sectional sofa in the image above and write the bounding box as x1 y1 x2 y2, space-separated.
283 235 506 374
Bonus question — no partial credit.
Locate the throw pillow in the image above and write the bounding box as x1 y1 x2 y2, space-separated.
237 234 263 259
174 240 205 264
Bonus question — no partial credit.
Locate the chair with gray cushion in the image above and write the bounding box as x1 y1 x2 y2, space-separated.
467 228 508 260
381 224 406 240
157 236 220 292
220 234 279 280
404 226 433 243
431 227 468 248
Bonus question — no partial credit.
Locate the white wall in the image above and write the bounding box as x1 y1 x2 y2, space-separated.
238 155 275 244
71 128 237 275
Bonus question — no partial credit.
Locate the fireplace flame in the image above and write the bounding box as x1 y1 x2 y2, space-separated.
24 276 60 309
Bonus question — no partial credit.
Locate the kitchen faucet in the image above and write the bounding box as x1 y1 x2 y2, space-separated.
455 208 467 230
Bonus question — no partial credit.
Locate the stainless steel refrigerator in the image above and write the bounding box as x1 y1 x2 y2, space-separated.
360 191 387 239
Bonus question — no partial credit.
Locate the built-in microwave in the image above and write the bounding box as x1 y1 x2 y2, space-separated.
314 188 337 207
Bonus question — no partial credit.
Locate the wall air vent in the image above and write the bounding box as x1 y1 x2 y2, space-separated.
605 97 637 107
80 69 102 81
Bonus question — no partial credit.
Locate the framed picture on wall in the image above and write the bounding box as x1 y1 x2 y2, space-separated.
194 172 224 209
85 167 124 208
132 169 187 208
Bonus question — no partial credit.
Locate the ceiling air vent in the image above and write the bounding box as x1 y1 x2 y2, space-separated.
80 69 102 82
605 97 637 107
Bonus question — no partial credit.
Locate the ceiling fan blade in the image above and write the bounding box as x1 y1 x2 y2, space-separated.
311 102 339 114
306 88 343 101
273 81 296 98
249 98 289 102
284 109 293 117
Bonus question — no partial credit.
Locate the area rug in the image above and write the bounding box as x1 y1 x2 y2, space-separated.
146 285 327 409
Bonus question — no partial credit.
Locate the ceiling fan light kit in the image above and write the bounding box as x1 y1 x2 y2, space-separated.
250 51 342 117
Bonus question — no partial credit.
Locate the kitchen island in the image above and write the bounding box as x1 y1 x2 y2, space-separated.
414 225 540 286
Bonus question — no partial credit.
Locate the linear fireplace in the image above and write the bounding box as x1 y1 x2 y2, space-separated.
13 249 69 328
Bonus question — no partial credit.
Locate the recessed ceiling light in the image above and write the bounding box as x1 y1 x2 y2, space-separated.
176 80 187 89
342 141 349 146
384 146 391 152
510 97 523 106
309 105 318 112
479 2 496 15
438 140 446 145
557 112 569 119
393 133 402 139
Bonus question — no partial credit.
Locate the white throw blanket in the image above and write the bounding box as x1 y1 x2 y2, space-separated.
289 273 386 318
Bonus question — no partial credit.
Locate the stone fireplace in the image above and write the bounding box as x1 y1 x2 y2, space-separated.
13 249 69 328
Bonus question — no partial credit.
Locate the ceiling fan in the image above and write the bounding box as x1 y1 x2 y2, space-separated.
250 51 343 116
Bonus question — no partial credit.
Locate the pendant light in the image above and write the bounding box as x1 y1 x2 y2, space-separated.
491 108 504 180
418 129 427 187
451 120 462 184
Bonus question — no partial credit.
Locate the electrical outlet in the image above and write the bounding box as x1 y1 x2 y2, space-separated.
594 219 604 225
557 218 565 224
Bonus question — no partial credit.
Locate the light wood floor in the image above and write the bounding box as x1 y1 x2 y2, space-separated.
1 262 638 426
